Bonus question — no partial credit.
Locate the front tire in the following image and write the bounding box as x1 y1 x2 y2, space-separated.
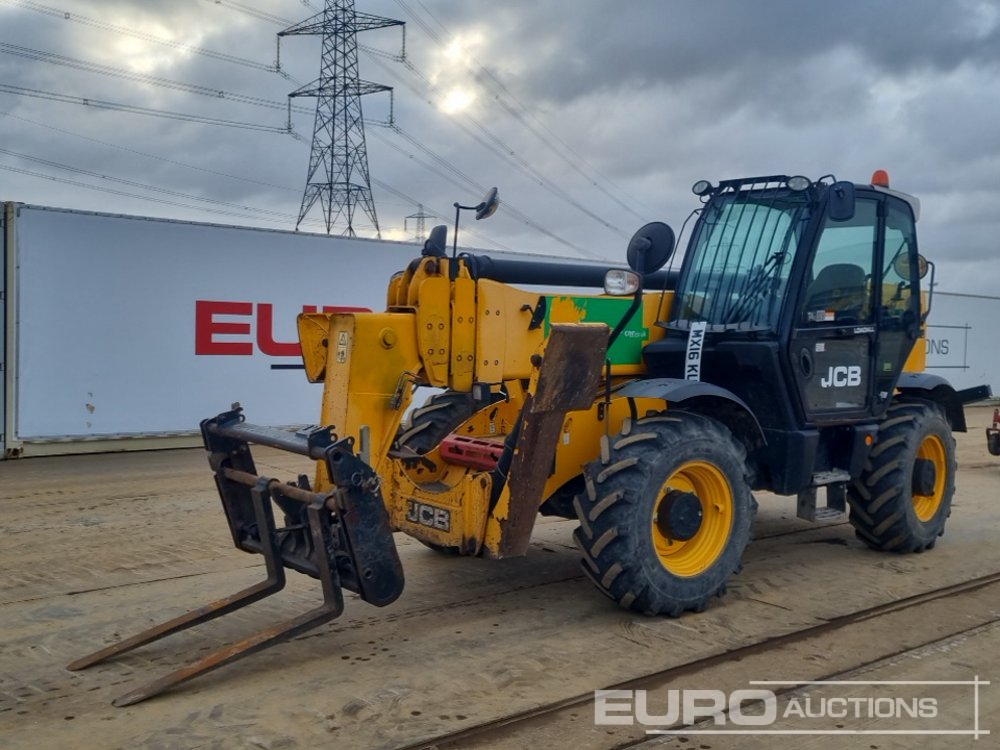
573 411 753 616
847 399 956 552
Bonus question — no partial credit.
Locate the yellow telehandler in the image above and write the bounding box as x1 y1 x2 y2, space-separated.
71 172 991 705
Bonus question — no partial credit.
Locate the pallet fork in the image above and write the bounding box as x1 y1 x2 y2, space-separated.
68 408 404 706
69 322 609 706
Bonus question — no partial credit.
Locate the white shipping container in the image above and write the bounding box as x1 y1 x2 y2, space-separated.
2 202 995 458
1 203 603 457
924 291 1000 395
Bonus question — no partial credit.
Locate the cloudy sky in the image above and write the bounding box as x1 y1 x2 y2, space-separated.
1 0 998 293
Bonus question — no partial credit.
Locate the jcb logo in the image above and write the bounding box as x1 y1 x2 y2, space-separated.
821 365 862 388
406 500 451 531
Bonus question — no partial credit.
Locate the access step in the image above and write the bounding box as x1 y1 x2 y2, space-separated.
797 480 848 523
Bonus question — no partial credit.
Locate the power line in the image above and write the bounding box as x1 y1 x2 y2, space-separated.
0 154 512 252
0 146 286 218
392 0 654 219
0 83 291 132
2 0 407 94
0 0 285 74
0 110 303 194
338 50 606 252
0 145 323 224
390 0 442 44
0 108 508 248
355 34 627 236
200 0 624 237
0 162 313 225
366 125 595 257
0 43 314 116
206 0 293 26
480 82 651 220
461 114 625 235
0 99 511 250
7 30 477 224
0 111 544 253
377 124 480 192
2 2 587 254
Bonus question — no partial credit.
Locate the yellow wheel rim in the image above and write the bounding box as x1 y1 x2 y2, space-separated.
651 461 734 577
913 434 947 521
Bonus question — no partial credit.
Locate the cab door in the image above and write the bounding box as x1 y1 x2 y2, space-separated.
872 198 922 403
788 196 879 423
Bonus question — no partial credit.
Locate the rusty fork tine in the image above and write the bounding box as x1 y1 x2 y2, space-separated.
68 479 286 672
68 414 401 707
66 575 284 672
108 499 344 707
110 598 340 706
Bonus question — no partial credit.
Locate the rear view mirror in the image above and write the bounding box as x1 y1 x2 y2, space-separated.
626 222 675 275
893 252 930 280
475 187 500 220
828 181 856 222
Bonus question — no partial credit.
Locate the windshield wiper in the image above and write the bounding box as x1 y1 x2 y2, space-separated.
722 251 785 325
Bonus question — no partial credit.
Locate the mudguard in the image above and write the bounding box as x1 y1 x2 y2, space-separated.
616 377 766 449
895 372 993 432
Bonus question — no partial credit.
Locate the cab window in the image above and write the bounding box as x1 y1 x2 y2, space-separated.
801 198 877 325
880 201 919 329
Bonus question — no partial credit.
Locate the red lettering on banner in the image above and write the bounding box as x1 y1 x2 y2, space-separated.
256 303 301 357
195 301 373 357
195 300 253 355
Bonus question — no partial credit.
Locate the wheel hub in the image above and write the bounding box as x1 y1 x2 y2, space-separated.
912 457 937 497
656 490 703 542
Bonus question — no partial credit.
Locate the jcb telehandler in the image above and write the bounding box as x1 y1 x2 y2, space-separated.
72 172 990 705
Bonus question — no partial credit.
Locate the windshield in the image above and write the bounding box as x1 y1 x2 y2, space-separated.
671 191 811 331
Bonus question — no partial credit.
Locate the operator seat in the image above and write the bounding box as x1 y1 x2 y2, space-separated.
803 263 867 322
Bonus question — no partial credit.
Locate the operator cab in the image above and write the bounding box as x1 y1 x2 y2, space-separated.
642 172 929 493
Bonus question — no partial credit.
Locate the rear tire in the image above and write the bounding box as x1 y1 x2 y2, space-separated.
573 412 753 616
395 391 482 455
847 399 956 552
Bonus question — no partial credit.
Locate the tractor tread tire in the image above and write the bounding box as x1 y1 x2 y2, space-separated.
395 389 504 555
395 391 481 455
847 398 956 553
573 411 753 617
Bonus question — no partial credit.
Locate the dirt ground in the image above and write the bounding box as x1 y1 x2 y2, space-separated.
1 405 998 750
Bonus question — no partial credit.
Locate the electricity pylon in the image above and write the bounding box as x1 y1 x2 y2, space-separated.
279 0 403 236
404 204 434 242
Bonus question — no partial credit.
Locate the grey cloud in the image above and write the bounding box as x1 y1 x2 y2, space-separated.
1 0 999 293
